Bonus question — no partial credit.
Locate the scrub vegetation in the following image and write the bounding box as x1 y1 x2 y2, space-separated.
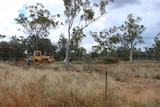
0 61 160 107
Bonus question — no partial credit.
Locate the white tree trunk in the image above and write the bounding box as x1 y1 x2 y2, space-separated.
130 47 133 62
65 26 71 66
65 40 70 65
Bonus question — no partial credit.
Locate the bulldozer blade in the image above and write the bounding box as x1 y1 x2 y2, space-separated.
14 58 27 66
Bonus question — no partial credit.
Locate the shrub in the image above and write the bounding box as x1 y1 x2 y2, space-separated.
153 74 160 79
113 57 119 63
103 57 119 64
156 75 160 79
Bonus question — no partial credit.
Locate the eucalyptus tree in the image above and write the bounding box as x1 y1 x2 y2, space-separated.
70 27 86 60
119 14 146 62
63 0 113 64
90 26 120 58
15 3 60 52
9 36 25 58
0 41 10 59
38 38 56 54
152 33 160 59
57 33 67 60
74 47 86 60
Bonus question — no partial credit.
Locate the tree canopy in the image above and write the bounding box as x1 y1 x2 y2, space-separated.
15 3 60 51
119 14 146 62
63 0 113 64
2 2 160 62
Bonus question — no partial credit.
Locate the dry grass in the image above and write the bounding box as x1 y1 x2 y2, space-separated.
0 61 160 107
0 63 108 107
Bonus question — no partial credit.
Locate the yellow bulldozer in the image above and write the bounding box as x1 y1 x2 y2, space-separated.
14 50 55 66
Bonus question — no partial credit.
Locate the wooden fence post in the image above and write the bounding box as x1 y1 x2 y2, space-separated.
105 70 108 101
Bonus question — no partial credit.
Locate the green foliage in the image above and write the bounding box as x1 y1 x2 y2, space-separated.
0 35 58 60
103 57 119 64
117 47 130 61
144 33 160 60
9 36 25 58
15 2 60 51
0 36 25 60
0 41 10 59
84 9 94 20
70 27 86 60
121 52 129 61
56 32 87 61
104 57 113 64
90 26 120 56
90 51 99 60
56 33 67 60
63 0 113 64
119 14 146 62
153 74 160 79
71 47 87 61
156 75 160 79
151 33 160 60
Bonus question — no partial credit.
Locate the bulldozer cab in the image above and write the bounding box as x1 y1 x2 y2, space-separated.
33 51 41 57
31 51 42 63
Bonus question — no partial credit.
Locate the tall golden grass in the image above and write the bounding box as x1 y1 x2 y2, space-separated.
0 61 160 107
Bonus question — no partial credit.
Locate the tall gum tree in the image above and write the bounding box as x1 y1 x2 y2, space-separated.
120 14 146 62
15 3 60 52
63 0 114 65
90 26 120 58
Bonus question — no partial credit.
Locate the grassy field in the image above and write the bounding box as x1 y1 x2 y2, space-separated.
0 61 160 107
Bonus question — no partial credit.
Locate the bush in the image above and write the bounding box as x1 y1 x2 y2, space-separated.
113 57 119 63
156 75 160 79
103 57 119 64
153 74 160 79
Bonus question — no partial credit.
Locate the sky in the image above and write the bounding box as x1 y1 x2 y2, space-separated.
0 0 160 52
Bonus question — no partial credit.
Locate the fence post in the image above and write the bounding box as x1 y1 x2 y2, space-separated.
105 70 108 101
